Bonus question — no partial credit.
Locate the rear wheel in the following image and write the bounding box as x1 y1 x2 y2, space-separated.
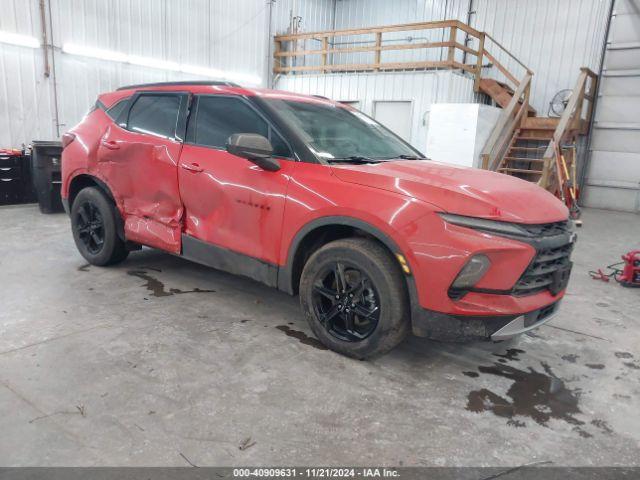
71 187 129 266
299 238 410 359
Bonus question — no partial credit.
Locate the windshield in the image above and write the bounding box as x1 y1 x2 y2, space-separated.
262 98 424 161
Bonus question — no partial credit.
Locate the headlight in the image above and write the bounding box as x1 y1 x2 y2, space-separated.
438 213 530 236
450 254 491 289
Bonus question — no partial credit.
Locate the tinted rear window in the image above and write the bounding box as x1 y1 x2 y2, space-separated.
127 94 181 139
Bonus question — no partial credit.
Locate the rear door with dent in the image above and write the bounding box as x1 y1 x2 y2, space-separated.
96 91 188 253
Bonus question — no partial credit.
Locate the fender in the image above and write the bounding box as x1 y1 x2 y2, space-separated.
276 215 420 315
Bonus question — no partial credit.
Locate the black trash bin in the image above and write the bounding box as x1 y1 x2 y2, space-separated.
31 141 64 214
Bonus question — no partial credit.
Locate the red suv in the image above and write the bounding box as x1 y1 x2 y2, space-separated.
61 81 574 358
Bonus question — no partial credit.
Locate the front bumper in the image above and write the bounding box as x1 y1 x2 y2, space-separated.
411 300 561 341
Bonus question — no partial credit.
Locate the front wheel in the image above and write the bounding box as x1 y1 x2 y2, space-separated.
71 187 129 266
299 238 410 359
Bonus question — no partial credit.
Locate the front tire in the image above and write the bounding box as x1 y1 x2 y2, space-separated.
71 187 129 266
299 238 410 359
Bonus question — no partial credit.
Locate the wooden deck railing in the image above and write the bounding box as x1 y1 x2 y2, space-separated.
274 20 483 80
538 68 598 190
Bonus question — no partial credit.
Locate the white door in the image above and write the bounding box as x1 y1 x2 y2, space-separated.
373 101 412 142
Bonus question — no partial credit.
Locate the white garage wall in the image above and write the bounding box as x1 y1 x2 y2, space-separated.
0 0 56 146
470 0 611 116
0 0 336 147
0 0 612 149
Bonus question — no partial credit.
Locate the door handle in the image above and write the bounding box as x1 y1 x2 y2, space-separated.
100 140 120 150
181 162 203 173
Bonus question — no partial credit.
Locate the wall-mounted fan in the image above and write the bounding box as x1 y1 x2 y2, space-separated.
548 89 573 117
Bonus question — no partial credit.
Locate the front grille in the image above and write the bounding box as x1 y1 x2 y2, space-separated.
520 220 571 237
513 222 574 296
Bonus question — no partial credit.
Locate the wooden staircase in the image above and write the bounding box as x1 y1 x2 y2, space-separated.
478 68 598 192
492 118 558 183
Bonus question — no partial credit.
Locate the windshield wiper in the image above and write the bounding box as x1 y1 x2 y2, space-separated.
371 154 428 160
394 154 428 160
327 156 382 164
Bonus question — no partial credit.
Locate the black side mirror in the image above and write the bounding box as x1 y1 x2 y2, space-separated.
226 133 281 172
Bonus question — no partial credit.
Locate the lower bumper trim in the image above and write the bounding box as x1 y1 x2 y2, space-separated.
491 301 560 341
411 300 561 342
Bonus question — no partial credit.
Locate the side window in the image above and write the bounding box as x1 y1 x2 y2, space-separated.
106 98 129 121
188 96 292 158
127 94 181 139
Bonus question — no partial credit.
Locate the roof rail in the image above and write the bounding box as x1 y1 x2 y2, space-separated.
116 80 239 91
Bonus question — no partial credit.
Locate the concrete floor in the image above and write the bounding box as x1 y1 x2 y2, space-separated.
0 204 639 467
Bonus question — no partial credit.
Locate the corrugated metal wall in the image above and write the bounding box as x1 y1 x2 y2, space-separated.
0 0 55 146
0 0 327 147
471 0 611 115
0 0 611 148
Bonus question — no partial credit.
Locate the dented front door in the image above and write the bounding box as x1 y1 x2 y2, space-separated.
97 92 188 253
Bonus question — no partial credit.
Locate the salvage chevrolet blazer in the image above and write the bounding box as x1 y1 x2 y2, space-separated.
61 81 575 358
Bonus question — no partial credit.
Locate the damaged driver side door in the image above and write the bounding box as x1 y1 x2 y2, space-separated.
97 91 189 253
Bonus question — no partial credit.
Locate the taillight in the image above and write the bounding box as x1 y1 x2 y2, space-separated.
62 132 76 149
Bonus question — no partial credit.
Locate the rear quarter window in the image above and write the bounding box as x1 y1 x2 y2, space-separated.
127 94 182 139
105 98 129 120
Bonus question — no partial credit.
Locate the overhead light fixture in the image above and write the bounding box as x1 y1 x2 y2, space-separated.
62 42 261 85
0 31 40 49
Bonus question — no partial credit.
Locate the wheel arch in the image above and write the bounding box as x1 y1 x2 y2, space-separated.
68 174 125 242
278 216 419 310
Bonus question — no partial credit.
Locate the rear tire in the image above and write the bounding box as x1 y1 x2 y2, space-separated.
71 187 129 266
299 237 410 359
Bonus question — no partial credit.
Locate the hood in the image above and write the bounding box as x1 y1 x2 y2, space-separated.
331 160 568 224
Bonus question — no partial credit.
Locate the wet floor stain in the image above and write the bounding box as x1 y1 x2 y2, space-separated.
591 419 614 435
615 351 633 359
465 361 591 437
561 354 579 363
586 363 605 370
493 348 525 362
623 362 640 370
275 325 328 351
127 270 215 297
463 371 479 378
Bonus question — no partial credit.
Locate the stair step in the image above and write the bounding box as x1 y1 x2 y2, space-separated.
522 117 560 130
499 168 543 174
503 157 546 162
478 78 537 116
509 146 546 151
514 138 550 143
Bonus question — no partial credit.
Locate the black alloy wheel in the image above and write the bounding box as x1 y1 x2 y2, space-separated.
311 261 381 342
299 237 410 358
75 201 105 255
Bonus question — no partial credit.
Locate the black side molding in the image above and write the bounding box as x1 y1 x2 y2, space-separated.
181 234 278 288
